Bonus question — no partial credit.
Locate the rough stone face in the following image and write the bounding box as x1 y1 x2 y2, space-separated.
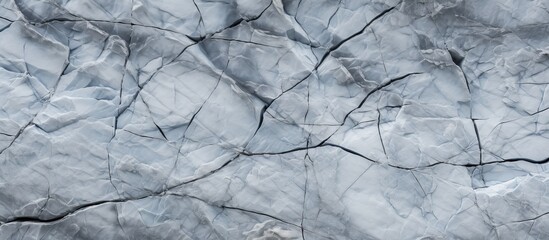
0 0 548 239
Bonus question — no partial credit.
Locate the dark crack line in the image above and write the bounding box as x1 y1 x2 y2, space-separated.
502 211 549 225
0 128 416 231
192 4 289 147
410 171 427 197
210 37 282 48
526 105 549 116
1 198 141 225
108 35 132 197
192 0 204 32
1 154 242 226
106 151 121 198
114 41 198 127
300 135 312 240
292 0 320 49
8 0 548 234
248 4 399 141
243 141 379 165
0 121 33 155
4 51 237 224
39 18 187 37
347 72 423 122
155 122 168 141
115 12 132 128
241 144 322 156
208 58 272 110
19 225 32 240
315 4 398 68
17 54 70 137
377 109 387 158
245 70 314 148
338 164 373 200
472 119 483 164
318 72 423 145
204 0 273 40
243 140 549 171
304 76 311 124
248 104 268 144
0 15 14 23
21 0 156 36
172 193 325 235
394 156 549 170
448 49 470 93
0 20 12 32
324 0 342 33
114 17 265 134
211 208 225 224
121 129 163 140
181 63 224 140
0 54 68 146
140 94 168 141
20 0 271 45
221 205 301 228
168 154 240 189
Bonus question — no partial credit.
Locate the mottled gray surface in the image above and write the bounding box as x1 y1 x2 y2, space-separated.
1 0 549 239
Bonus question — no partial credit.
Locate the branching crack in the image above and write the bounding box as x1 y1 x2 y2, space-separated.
0 58 69 156
243 141 549 171
206 0 273 39
114 41 199 126
319 72 423 145
247 4 399 140
1 153 242 226
192 0 204 33
140 95 168 141
394 156 549 170
0 121 33 156
108 34 132 197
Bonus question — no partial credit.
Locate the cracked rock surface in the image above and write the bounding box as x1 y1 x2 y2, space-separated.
1 0 549 239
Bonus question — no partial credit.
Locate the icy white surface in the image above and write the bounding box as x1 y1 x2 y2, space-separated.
0 0 549 239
